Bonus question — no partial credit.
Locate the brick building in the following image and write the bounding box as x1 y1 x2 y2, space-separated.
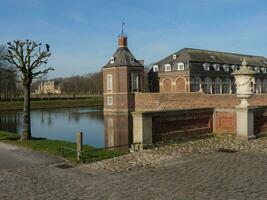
148 48 267 94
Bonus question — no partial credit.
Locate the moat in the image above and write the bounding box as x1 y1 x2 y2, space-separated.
0 107 113 148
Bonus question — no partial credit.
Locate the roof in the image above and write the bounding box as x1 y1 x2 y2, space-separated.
154 48 267 67
103 47 143 68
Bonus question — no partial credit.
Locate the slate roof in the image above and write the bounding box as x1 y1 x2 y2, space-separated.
154 48 267 68
103 47 143 68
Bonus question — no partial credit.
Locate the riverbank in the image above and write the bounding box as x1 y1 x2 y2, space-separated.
0 97 103 111
0 131 123 163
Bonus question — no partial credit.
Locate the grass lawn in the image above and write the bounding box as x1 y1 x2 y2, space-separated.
0 131 124 163
0 97 103 111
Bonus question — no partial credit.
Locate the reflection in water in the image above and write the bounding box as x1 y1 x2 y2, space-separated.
104 112 133 152
0 107 132 150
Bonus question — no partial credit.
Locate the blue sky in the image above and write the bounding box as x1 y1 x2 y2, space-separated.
0 0 267 78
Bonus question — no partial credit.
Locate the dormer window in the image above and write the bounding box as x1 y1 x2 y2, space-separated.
165 64 171 72
248 66 253 70
223 64 229 72
261 67 267 73
131 57 135 62
203 63 210 71
178 63 185 71
110 57 115 64
213 64 220 71
231 65 238 71
173 54 177 59
254 67 260 73
153 65 159 72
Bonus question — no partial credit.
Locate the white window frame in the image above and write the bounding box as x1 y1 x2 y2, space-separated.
178 63 185 71
231 65 238 71
131 72 139 92
110 57 115 64
165 64 171 72
107 74 113 93
153 65 159 72
261 67 267 73
254 67 260 73
213 64 220 71
203 63 210 71
223 64 229 72
173 54 177 59
107 96 113 106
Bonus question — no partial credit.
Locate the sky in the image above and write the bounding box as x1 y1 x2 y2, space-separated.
0 0 267 78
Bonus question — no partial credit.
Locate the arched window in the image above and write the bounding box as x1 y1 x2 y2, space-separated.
165 64 171 72
256 79 262 93
215 78 222 94
262 79 267 93
203 77 212 94
223 78 231 94
191 77 200 92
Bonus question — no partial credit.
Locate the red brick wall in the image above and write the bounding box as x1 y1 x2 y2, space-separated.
214 111 236 134
151 109 213 142
135 93 267 111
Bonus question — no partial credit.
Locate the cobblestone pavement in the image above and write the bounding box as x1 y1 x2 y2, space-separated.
2 137 267 199
84 135 267 172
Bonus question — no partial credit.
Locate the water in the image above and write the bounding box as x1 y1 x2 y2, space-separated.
0 107 106 148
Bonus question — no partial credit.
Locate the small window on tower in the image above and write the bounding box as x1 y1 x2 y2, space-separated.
107 74 113 93
131 73 139 92
173 54 177 59
107 97 113 106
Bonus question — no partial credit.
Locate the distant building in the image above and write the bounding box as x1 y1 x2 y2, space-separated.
35 81 62 95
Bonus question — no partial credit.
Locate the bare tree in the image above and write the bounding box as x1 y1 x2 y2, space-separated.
3 40 54 141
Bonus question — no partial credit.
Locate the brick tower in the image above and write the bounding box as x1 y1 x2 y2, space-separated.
102 32 144 112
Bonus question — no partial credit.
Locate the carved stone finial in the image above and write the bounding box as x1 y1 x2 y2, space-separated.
242 57 247 67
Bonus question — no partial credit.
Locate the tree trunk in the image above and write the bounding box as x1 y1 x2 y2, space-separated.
21 83 31 141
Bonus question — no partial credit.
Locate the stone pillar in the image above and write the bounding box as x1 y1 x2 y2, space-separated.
236 108 255 139
132 112 152 147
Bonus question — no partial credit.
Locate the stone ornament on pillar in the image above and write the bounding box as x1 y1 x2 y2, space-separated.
232 58 256 108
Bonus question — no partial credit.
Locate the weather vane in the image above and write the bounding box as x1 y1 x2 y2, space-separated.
121 21 125 34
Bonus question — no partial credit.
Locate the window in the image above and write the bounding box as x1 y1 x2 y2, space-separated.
107 96 113 106
223 64 229 72
131 73 139 92
213 64 220 71
173 54 177 59
254 67 260 73
107 74 113 93
215 78 222 94
110 57 115 64
178 63 185 71
203 63 210 71
131 57 135 62
191 77 200 92
153 65 159 72
261 67 267 73
223 78 231 94
165 64 171 72
231 65 238 71
203 77 212 94
256 79 262 93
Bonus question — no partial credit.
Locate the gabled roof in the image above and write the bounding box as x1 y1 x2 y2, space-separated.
103 47 143 68
154 48 267 67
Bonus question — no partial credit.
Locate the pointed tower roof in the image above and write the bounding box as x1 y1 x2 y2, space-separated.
103 33 143 68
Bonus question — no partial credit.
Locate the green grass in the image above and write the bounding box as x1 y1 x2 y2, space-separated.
0 97 103 111
0 131 124 163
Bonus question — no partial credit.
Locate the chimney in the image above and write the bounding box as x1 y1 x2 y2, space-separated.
118 34 127 47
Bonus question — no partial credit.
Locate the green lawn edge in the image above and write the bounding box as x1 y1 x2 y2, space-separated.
0 131 124 163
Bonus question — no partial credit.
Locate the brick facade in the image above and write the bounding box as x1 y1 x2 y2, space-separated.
214 110 236 134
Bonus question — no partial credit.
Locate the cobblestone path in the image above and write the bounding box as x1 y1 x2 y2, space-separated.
1 141 267 199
